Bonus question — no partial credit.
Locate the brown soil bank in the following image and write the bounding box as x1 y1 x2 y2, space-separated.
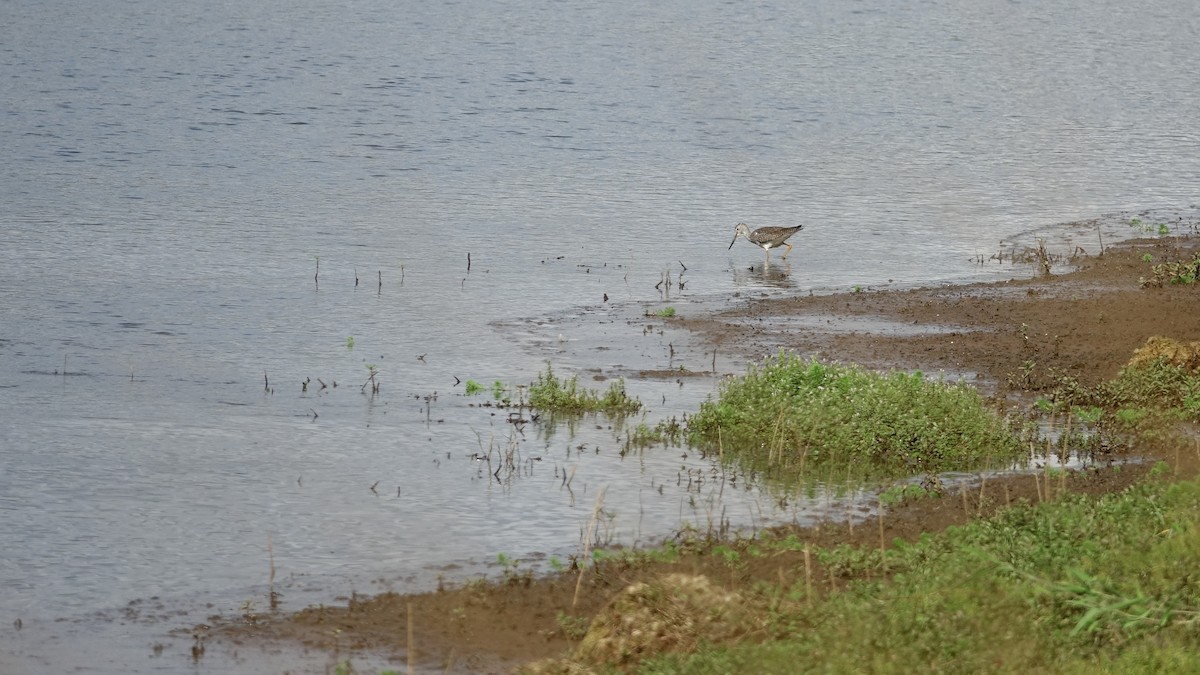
209 236 1200 673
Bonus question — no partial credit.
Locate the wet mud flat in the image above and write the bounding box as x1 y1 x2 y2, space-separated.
686 234 1200 396
205 235 1200 673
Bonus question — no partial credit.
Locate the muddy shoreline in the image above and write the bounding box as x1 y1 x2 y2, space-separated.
206 235 1200 673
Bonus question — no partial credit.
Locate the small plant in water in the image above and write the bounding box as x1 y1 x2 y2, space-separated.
880 483 932 506
346 336 355 350
687 352 1022 482
528 363 641 414
361 364 380 394
496 552 531 586
464 379 484 395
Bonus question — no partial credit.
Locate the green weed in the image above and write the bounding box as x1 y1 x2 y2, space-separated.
626 418 684 448
1047 354 1200 433
880 483 933 507
686 353 1022 482
1139 252 1200 287
528 364 642 415
496 552 532 586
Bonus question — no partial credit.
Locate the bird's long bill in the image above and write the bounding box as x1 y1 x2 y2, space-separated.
728 235 738 249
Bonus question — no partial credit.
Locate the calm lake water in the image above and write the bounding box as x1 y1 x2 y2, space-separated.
2 0 1199 671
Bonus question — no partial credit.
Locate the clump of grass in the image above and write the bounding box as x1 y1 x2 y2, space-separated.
687 353 1022 481
626 417 684 448
528 364 642 415
879 482 933 507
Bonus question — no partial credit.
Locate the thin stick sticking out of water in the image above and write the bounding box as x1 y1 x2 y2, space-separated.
573 486 608 610
267 535 278 611
846 467 854 537
878 495 886 563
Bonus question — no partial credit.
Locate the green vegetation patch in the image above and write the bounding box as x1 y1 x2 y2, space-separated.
1050 336 1200 430
1139 251 1200 287
528 364 642 415
632 477 1200 674
687 353 1022 481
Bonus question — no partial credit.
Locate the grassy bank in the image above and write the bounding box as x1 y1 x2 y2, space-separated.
630 472 1200 674
516 462 1200 674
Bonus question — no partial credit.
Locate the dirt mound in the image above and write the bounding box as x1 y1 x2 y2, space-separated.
1127 336 1200 373
523 573 758 672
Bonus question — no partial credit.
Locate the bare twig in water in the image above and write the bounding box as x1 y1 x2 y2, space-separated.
573 486 608 610
267 535 278 611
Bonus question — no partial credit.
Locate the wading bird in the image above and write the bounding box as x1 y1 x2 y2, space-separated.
728 222 804 262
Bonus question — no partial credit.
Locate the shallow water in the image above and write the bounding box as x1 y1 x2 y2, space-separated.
2 0 1199 671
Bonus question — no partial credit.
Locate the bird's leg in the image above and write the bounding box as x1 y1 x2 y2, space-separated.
781 242 793 259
